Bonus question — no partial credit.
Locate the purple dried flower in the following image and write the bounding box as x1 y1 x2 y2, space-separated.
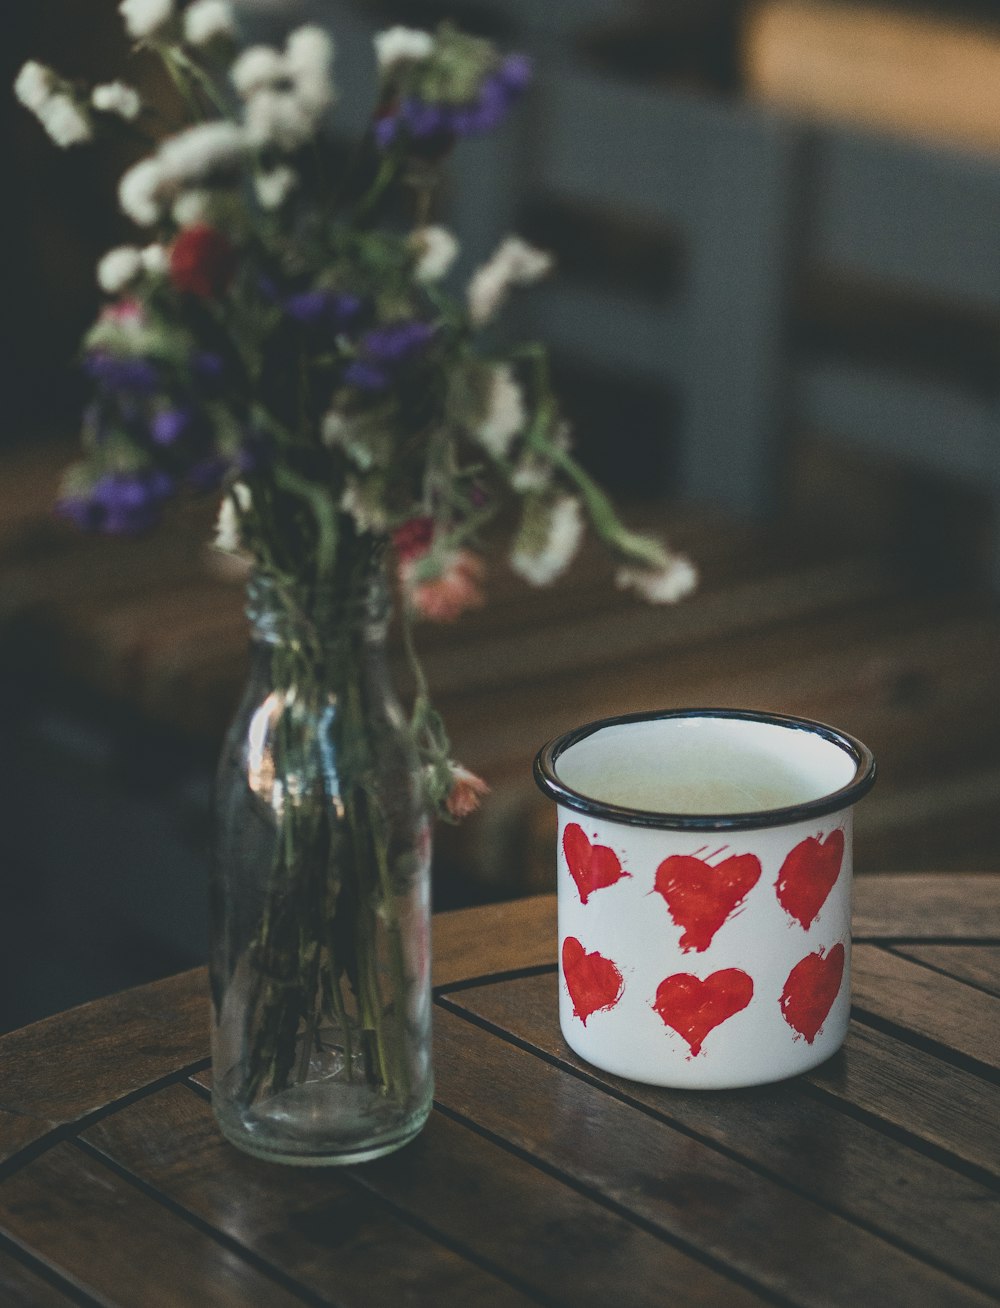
401 96 448 140
66 468 175 535
374 113 400 149
56 495 102 531
85 352 159 395
498 53 532 96
344 360 390 391
360 319 435 364
191 351 225 392
151 407 193 447
465 75 509 133
285 289 363 328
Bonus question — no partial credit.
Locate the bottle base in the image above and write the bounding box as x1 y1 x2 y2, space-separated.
212 1075 432 1166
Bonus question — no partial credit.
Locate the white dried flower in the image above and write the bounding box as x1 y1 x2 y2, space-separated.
468 236 552 327
157 120 247 185
509 456 549 494
254 164 296 209
91 81 141 120
36 93 93 147
14 61 55 112
375 26 434 71
230 45 286 98
183 0 235 46
616 554 698 604
511 496 583 586
411 225 458 283
97 245 143 293
140 242 168 275
285 24 335 115
321 409 348 447
171 188 209 226
340 479 388 534
213 497 240 553
212 483 253 554
475 364 525 459
118 157 162 225
119 0 174 40
244 88 314 150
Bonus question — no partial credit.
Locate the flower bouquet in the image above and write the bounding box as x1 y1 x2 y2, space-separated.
16 0 696 1164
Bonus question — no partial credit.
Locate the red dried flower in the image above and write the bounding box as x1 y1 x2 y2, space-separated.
392 516 434 562
169 224 238 299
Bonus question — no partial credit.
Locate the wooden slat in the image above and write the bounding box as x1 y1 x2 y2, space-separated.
355 1113 769 1308
0 1247 77 1307
425 555 901 700
852 944 1000 1071
432 1006 990 1307
444 971 1000 1297
852 875 1000 940
807 1023 1000 1179
88 1084 762 1308
444 597 1000 791
0 967 207 1164
0 1142 304 1308
82 1084 534 1308
891 945 1000 997
433 897 556 989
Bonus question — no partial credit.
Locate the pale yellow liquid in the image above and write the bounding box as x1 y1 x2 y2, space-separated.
613 775 811 815
556 719 853 815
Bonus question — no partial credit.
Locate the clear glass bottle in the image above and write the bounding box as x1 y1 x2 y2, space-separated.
210 567 432 1164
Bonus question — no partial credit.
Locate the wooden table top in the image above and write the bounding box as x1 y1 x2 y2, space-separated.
1 872 998 1307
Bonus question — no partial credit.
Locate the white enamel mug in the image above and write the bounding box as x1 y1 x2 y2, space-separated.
534 709 876 1089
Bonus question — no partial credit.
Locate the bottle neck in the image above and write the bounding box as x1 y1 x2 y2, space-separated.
246 563 390 651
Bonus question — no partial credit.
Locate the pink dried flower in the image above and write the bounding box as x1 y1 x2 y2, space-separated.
100 298 146 327
445 763 489 819
405 549 484 622
392 516 434 563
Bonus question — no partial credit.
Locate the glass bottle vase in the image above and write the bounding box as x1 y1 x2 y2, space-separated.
210 567 433 1164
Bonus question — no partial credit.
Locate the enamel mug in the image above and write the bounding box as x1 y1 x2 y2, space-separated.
534 708 876 1090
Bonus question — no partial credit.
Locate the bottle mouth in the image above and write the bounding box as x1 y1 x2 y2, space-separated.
533 707 876 831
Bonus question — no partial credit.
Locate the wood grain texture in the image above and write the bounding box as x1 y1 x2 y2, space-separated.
0 1142 305 1308
433 896 556 988
432 1006 990 1307
0 876 997 1307
444 971 1000 1297
82 1084 535 1308
351 1108 767 1308
851 875 1000 940
807 1023 1000 1179
852 944 1000 1071
0 968 208 1163
0 1247 77 1307
891 945 1000 997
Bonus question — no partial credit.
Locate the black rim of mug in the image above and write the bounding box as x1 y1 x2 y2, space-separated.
533 707 877 831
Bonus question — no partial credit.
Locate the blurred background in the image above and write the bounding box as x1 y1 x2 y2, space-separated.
3 0 999 1032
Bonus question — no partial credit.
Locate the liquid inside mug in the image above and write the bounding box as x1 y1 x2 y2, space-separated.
534 709 876 1089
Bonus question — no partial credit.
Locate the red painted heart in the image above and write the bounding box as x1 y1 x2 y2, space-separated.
780 943 846 1043
652 969 754 1056
775 830 845 929
653 852 761 952
562 936 625 1025
563 823 630 905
